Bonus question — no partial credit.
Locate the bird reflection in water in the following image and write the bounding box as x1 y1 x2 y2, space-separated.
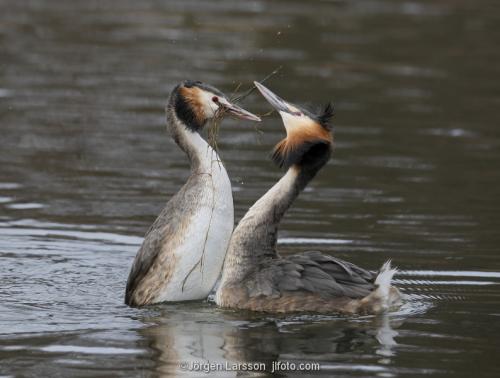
136 304 402 377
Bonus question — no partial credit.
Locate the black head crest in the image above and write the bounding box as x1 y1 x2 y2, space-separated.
317 103 334 129
183 79 202 88
271 139 331 170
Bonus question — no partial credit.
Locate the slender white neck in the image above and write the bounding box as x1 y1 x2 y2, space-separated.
184 128 221 172
167 109 221 173
242 167 299 226
220 167 300 284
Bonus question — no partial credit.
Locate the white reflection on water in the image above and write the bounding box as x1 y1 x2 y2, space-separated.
40 345 145 355
375 315 398 357
278 237 353 245
0 220 143 246
5 203 45 210
398 270 500 278
397 280 497 286
0 88 11 97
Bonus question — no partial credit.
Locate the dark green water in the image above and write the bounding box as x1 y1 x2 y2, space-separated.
1 0 500 376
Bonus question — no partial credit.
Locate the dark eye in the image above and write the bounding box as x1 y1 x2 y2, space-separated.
212 96 219 103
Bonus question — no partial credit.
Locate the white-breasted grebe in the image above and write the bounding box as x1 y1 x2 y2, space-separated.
125 80 260 307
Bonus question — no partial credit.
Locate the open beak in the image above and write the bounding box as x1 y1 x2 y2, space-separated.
218 97 261 122
254 81 299 115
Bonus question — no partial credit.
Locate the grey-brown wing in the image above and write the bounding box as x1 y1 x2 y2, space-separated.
125 201 174 302
246 251 376 299
124 175 205 305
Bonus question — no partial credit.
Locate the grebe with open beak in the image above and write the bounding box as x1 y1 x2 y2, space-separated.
215 82 401 314
125 80 260 307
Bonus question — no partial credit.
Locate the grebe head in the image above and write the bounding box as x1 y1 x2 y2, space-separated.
254 81 334 170
173 80 261 131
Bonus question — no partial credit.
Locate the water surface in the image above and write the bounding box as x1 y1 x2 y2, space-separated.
1 0 500 376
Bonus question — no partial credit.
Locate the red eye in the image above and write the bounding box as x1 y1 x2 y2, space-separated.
212 96 219 103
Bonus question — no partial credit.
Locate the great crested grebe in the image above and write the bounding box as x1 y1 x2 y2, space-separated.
125 80 260 307
215 82 401 314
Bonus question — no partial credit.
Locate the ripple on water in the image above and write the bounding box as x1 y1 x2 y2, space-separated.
5 203 45 210
278 237 354 245
0 88 12 97
0 217 498 378
0 219 143 335
40 345 145 355
0 183 21 189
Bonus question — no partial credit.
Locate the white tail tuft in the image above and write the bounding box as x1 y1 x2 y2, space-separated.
374 260 397 307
